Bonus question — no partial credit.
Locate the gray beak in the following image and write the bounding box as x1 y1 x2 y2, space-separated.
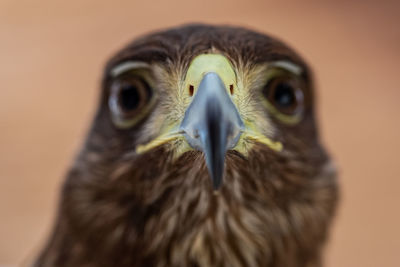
180 72 244 189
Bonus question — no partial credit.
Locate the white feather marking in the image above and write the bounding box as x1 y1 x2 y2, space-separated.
269 60 303 75
110 61 151 77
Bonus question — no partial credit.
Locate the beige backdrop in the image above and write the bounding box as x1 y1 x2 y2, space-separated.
1 0 399 266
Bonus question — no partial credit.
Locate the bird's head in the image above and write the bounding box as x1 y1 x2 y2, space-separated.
62 24 338 265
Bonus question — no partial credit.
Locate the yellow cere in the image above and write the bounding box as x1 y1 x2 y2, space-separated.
135 53 283 157
184 54 237 96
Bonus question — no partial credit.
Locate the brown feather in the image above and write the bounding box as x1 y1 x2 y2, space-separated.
34 24 338 267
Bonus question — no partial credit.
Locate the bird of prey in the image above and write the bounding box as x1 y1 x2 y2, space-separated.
34 24 338 267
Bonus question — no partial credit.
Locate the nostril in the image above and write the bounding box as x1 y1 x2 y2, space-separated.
189 85 194 96
229 84 234 95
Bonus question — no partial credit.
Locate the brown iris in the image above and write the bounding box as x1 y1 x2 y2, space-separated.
262 76 304 116
109 74 153 127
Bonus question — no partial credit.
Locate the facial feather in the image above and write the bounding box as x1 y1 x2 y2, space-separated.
34 24 338 267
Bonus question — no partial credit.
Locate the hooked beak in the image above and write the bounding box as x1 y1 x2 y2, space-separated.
180 72 244 189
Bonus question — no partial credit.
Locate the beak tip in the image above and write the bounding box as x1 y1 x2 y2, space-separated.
181 72 243 191
212 175 222 190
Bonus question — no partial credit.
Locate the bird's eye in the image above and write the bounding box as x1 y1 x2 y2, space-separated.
109 74 155 128
261 74 304 123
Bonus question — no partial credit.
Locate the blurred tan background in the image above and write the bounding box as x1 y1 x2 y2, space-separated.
1 0 399 266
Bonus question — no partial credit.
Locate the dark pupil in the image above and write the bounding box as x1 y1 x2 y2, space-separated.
119 85 140 111
274 83 296 108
